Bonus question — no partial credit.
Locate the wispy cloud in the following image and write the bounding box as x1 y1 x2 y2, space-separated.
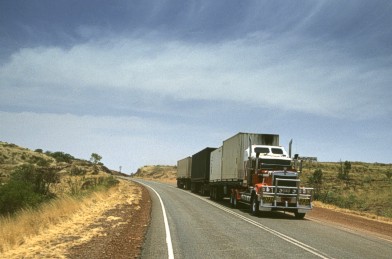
1 33 390 120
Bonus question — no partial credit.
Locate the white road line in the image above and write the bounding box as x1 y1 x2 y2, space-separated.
182 189 332 259
138 182 174 259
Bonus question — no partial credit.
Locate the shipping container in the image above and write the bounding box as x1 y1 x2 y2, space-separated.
220 133 279 181
191 147 216 194
191 147 217 181
177 156 192 189
210 147 222 182
177 157 192 179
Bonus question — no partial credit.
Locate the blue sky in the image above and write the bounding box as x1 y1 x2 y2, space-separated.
1 1 391 173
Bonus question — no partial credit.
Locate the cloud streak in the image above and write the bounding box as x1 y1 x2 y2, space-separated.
1 33 391 120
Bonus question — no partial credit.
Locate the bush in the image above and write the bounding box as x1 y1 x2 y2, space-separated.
12 164 59 195
70 165 86 176
308 169 323 200
29 155 51 167
0 164 60 215
45 151 74 163
0 180 45 215
103 176 119 188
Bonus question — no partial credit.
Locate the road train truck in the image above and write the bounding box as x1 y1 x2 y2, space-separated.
209 132 313 219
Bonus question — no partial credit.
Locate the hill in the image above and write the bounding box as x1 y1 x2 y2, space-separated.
0 141 148 257
0 141 123 215
299 160 392 218
0 141 123 179
132 165 177 180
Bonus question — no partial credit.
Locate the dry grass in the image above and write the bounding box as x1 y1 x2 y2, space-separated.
0 196 81 253
0 179 142 258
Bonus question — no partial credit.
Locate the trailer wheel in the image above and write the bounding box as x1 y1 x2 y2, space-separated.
294 212 306 219
251 198 259 216
210 187 216 200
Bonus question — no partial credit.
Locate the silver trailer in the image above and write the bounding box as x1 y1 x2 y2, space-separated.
210 147 222 182
216 132 279 182
209 132 279 199
176 156 192 189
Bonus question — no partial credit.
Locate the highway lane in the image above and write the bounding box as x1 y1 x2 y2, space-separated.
134 180 392 259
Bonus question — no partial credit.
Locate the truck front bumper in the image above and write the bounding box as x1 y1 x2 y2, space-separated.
259 196 312 212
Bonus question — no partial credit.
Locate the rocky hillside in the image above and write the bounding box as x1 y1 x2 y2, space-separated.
132 165 177 180
0 141 123 179
0 141 124 195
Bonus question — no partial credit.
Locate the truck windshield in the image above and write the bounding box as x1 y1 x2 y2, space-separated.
271 148 284 154
254 147 269 154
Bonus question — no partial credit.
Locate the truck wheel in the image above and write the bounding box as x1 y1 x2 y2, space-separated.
251 198 259 216
230 194 236 208
211 187 216 200
294 212 306 219
230 192 238 208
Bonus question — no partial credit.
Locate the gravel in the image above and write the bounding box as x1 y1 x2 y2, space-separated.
67 183 151 259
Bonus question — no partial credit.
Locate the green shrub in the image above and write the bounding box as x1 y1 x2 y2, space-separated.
0 180 46 215
11 164 59 196
70 165 86 176
45 151 74 163
103 176 119 188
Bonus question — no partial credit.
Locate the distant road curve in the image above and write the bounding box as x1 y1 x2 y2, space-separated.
133 179 392 259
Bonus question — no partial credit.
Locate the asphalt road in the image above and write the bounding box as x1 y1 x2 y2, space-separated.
134 180 392 259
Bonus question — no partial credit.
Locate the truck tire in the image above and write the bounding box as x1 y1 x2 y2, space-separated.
230 191 238 208
251 198 259 216
230 194 235 208
294 211 306 219
233 197 238 208
210 186 216 200
191 183 196 193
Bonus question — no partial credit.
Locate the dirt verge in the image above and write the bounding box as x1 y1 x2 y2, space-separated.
67 183 151 258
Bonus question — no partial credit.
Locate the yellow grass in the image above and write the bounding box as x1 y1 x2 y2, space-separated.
0 196 81 253
0 179 142 258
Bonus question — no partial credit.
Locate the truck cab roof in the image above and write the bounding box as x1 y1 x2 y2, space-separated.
244 145 289 160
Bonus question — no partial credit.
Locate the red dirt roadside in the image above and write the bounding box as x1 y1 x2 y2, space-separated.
307 206 392 241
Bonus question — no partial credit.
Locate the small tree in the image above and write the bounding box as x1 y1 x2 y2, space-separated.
309 169 323 199
90 153 102 164
338 160 351 180
338 160 351 188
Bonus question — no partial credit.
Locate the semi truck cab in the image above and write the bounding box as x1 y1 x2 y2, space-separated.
235 145 313 219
